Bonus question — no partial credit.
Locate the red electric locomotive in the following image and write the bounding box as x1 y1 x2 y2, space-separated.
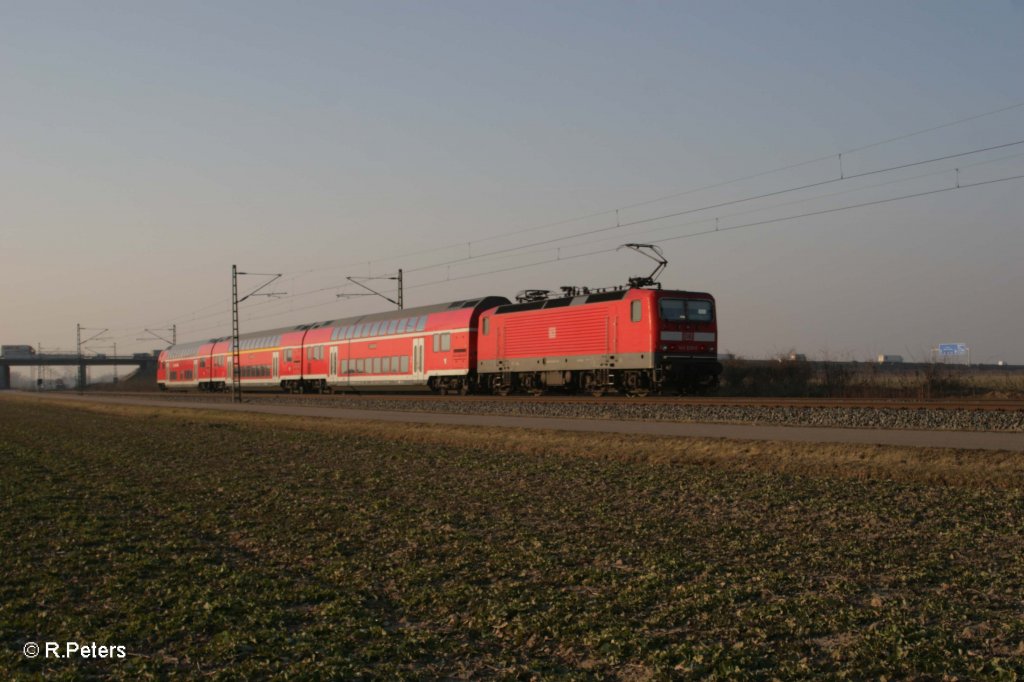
476 286 720 396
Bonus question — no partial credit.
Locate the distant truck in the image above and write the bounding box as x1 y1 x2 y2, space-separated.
1 345 36 358
877 354 904 364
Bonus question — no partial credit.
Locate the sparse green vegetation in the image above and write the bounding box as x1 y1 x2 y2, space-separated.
2 398 1023 679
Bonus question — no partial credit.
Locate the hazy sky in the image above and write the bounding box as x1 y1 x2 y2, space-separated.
3 1 1023 364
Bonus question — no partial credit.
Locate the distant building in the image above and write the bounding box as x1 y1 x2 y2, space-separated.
877 354 904 364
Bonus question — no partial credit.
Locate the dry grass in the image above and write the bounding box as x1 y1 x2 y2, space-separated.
27 395 1024 489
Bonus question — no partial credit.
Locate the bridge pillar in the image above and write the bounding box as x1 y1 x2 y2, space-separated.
78 363 87 390
0 365 10 390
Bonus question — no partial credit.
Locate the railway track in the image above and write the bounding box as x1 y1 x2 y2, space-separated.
73 390 1024 412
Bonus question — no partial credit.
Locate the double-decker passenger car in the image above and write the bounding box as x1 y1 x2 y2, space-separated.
157 297 509 394
476 287 720 395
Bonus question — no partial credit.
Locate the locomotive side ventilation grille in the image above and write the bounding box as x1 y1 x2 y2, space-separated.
584 291 627 304
495 289 627 315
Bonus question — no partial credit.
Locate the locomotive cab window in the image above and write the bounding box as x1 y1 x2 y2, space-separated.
630 301 642 323
659 298 714 322
482 317 490 335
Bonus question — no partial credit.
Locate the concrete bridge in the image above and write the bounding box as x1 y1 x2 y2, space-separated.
0 353 156 390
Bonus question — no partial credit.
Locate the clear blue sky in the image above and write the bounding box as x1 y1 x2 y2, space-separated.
2 1 1022 363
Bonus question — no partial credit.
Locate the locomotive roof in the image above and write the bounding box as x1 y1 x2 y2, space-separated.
491 286 713 315
166 296 511 351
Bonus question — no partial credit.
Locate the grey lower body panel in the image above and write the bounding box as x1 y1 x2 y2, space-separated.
479 352 654 373
479 353 721 374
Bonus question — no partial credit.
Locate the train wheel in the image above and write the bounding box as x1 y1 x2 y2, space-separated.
490 376 510 397
580 372 603 397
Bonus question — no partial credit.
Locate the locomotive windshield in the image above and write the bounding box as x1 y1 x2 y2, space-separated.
659 298 713 322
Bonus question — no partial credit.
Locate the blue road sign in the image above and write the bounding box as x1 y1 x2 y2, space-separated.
938 343 967 356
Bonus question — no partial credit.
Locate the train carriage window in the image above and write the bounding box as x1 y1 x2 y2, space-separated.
396 318 407 334
285 349 293 362
370 322 382 336
392 355 400 372
372 357 381 374
441 333 451 352
199 358 206 368
432 334 440 352
416 315 427 332
631 300 642 322
482 317 490 335
356 359 364 373
387 319 398 334
400 356 409 373
381 357 390 373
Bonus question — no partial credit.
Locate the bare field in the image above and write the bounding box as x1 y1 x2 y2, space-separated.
2 397 1023 679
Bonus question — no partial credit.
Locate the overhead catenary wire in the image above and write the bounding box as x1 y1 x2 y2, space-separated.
176 169 1024 340
141 101 1024 341
182 154 1024 336
398 138 1024 276
204 135 1024 329
282 99 1024 278
259 139 1024 303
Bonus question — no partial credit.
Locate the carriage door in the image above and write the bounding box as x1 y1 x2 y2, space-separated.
272 352 279 381
193 360 198 384
329 346 337 378
413 337 425 381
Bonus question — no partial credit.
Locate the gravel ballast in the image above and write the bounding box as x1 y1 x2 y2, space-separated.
144 393 1024 433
